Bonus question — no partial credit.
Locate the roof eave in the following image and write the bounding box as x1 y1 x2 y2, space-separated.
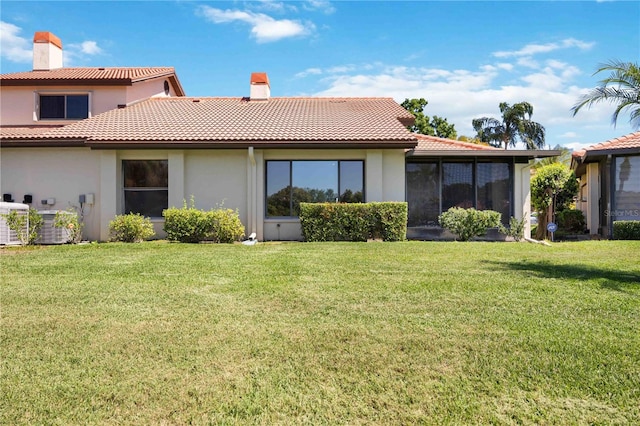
407 149 562 158
84 139 419 150
0 138 86 147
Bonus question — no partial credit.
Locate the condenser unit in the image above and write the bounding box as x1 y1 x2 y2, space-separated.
36 210 74 244
0 202 30 245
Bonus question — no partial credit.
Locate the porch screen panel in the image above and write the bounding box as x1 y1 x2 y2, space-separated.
614 156 640 220
123 160 168 218
477 162 511 224
407 162 440 227
266 161 291 217
442 162 473 210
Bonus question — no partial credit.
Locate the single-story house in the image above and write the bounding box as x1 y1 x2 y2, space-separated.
571 131 640 238
1 31 558 242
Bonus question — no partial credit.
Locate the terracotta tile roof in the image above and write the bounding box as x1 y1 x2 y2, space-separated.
413 134 499 151
572 131 640 161
3 97 417 148
0 67 185 95
0 125 63 138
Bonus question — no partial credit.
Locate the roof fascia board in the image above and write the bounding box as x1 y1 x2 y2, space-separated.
407 149 561 158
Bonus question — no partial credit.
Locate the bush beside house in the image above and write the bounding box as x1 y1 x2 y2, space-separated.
613 221 640 240
438 207 501 241
109 213 156 243
299 202 408 242
163 200 245 243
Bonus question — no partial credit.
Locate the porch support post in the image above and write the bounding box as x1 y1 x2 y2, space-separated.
99 151 117 242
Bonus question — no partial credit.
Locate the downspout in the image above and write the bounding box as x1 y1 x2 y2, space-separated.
248 146 257 238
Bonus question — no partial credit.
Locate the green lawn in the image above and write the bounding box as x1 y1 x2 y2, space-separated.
2 241 639 424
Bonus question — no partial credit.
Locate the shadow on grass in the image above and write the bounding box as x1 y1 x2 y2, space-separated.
488 260 640 293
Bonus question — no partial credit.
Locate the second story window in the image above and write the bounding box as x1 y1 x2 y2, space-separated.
39 94 89 119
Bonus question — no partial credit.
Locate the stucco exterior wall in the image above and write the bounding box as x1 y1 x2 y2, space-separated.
513 163 531 237
1 79 171 126
576 163 601 235
183 150 248 222
2 147 409 242
125 78 175 103
0 147 102 240
0 85 129 125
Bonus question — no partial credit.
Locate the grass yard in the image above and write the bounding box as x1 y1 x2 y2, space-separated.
1 240 639 424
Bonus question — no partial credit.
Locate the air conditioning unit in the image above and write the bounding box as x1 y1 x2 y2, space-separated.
36 210 74 244
0 202 30 245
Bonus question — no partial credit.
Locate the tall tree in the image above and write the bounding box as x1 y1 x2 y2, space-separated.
571 60 640 129
472 102 545 150
401 98 457 139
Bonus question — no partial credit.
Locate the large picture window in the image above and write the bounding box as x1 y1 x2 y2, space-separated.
266 160 364 217
614 155 640 221
123 160 168 218
407 160 512 227
39 94 89 119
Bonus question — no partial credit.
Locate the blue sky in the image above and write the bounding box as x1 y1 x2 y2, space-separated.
1 1 639 150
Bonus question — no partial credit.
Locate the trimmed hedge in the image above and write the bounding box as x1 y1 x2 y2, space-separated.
438 207 501 241
613 220 640 240
299 202 407 242
163 201 245 243
557 209 585 233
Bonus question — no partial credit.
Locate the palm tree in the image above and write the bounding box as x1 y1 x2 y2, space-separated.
472 102 546 150
571 60 640 129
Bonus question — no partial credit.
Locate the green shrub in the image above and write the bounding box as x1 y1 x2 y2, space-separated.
438 207 501 241
163 203 210 243
109 213 155 243
163 199 245 243
299 202 407 242
369 202 408 242
613 221 640 240
208 208 246 243
53 209 83 243
498 216 526 242
556 209 586 233
1 208 43 245
300 203 370 242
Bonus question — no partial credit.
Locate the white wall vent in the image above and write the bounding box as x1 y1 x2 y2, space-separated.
0 202 30 245
36 210 73 244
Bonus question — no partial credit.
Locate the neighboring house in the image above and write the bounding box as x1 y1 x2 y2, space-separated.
1 31 557 242
571 131 640 238
406 134 557 240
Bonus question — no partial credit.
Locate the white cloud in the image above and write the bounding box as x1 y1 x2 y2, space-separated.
0 21 32 63
560 132 578 138
295 67 322 78
67 40 103 56
304 0 335 14
493 38 595 58
80 41 102 55
307 61 624 147
198 6 314 43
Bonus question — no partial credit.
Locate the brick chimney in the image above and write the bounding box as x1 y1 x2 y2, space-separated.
33 31 63 71
250 72 270 100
